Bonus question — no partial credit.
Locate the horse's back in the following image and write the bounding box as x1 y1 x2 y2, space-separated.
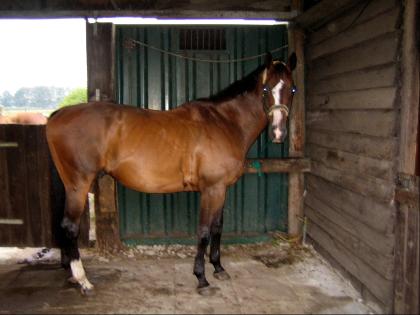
0 112 47 125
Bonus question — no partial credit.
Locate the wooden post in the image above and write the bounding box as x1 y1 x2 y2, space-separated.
287 0 306 238
394 174 419 314
394 0 419 313
397 0 419 175
86 22 122 252
86 22 115 102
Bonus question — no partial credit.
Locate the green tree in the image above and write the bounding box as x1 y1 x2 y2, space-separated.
14 88 31 107
59 87 87 108
0 91 14 107
30 86 53 107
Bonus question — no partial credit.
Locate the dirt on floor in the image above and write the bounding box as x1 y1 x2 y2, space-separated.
0 238 380 314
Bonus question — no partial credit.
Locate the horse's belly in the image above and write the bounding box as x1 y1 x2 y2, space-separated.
111 166 197 193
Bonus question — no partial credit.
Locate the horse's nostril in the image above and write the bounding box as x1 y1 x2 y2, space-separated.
272 127 286 141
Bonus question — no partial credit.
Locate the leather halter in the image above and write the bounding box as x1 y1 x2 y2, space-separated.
262 84 289 118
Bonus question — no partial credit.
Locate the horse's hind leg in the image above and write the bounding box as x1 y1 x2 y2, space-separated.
210 210 230 281
194 184 227 295
61 180 94 294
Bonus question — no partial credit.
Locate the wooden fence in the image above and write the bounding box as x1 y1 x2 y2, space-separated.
0 124 89 247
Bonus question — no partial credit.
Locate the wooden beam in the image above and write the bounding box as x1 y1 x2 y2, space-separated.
394 189 419 208
294 0 364 30
0 10 296 20
0 0 295 19
287 0 306 238
397 0 419 175
394 173 419 314
0 142 18 148
244 158 310 174
394 2 419 311
86 22 122 253
93 175 122 253
86 22 115 102
0 0 292 12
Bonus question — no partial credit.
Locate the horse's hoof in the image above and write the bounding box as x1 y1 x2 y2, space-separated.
67 276 78 284
197 285 220 296
80 286 95 297
213 270 231 281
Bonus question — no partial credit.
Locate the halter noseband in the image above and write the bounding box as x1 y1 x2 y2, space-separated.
262 84 289 118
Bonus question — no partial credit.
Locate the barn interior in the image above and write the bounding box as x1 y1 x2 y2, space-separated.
0 0 418 314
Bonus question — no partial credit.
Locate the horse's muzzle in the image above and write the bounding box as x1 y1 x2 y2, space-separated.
270 127 287 143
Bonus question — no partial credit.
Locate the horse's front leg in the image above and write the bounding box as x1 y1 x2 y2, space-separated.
194 184 227 295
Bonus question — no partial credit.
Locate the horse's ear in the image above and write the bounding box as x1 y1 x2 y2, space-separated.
287 52 297 71
265 52 273 68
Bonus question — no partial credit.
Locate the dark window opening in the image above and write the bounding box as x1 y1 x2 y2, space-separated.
179 29 226 50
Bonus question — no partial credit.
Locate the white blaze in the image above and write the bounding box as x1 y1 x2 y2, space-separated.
271 80 285 141
271 80 284 106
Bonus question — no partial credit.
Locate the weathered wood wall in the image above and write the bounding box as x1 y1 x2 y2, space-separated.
0 124 90 248
0 125 53 246
303 0 401 311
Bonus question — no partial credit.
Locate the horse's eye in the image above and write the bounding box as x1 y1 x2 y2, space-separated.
291 86 297 95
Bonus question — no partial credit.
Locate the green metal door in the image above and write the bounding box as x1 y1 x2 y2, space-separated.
116 25 289 244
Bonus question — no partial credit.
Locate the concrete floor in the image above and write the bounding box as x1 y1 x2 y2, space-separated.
0 243 378 314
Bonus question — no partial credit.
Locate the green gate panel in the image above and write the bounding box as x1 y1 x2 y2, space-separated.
116 25 289 244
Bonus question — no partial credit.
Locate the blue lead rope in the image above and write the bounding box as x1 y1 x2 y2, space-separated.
250 160 263 177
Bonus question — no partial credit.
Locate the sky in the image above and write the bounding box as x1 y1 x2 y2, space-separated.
0 19 86 94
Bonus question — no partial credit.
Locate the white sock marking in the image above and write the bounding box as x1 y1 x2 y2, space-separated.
70 259 93 291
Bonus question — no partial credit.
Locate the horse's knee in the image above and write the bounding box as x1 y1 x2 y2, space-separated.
197 226 210 246
61 216 79 239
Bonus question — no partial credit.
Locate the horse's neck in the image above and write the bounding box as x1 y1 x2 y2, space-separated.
217 92 267 155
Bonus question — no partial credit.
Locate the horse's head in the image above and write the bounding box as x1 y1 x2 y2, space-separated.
261 52 297 143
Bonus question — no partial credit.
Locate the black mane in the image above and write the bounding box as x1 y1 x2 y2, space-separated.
202 65 266 102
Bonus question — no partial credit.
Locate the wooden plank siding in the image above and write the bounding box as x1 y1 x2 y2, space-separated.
307 7 400 61
0 125 90 247
307 0 397 46
304 0 401 311
0 125 53 246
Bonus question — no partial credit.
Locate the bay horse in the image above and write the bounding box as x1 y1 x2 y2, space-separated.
46 52 297 295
